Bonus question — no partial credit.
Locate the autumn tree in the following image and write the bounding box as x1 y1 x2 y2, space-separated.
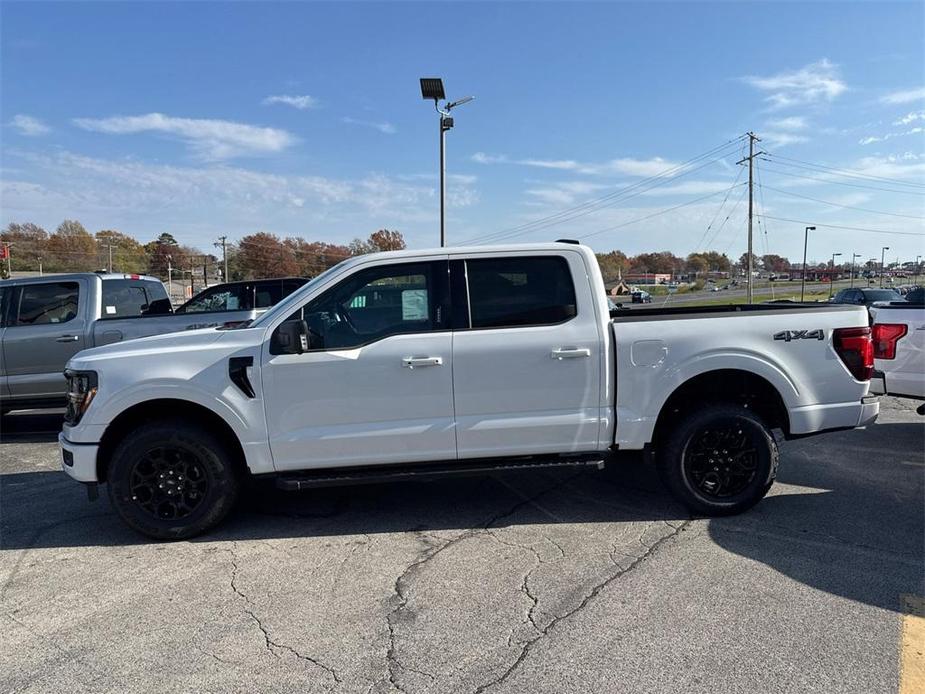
0 222 48 272
349 229 407 255
236 232 300 279
761 254 791 273
630 251 683 275
685 253 709 276
595 250 629 283
738 252 761 273
46 220 97 272
699 251 731 273
284 238 351 277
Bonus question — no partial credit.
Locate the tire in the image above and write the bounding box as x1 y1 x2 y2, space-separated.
656 403 778 516
107 419 240 540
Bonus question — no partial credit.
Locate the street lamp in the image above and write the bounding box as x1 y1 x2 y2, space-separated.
829 252 841 299
420 77 475 247
851 253 861 288
801 226 815 302
880 246 890 288
916 255 922 285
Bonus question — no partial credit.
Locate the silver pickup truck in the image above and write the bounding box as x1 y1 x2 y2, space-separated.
0 273 306 413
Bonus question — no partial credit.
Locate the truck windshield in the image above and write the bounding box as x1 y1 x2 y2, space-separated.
249 262 348 328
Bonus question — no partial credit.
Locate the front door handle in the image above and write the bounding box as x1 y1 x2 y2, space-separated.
56 335 80 343
551 347 591 360
402 356 443 369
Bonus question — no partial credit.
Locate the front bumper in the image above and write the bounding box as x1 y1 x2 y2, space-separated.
59 432 99 483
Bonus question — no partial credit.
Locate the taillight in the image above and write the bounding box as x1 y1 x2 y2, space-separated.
833 327 873 381
872 323 908 359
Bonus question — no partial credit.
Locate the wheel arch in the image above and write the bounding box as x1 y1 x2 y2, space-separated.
96 399 248 483
651 369 790 450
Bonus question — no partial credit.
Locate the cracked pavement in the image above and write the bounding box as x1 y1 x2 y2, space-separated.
1 397 922 693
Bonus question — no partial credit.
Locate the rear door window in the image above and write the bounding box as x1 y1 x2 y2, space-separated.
464 256 577 329
101 280 151 318
178 284 250 313
15 282 80 325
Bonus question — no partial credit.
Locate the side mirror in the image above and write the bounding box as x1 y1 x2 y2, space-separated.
270 319 310 355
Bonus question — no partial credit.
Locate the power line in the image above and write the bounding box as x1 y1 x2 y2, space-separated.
758 164 925 196
577 183 745 241
691 157 746 253
764 152 925 189
461 135 749 245
757 214 925 237
703 183 749 250
758 184 925 220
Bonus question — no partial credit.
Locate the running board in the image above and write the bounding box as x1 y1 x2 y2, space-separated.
275 455 606 491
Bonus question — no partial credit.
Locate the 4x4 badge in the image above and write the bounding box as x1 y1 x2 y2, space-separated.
773 329 825 342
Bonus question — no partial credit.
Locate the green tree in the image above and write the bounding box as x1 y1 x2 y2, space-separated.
96 230 148 273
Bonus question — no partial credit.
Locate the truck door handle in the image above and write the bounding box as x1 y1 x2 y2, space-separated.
56 335 80 343
551 348 591 360
402 356 443 369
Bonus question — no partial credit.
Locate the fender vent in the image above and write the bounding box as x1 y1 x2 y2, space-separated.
229 357 255 398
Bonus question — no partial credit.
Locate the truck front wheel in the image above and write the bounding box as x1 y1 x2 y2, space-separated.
656 404 778 516
107 420 240 540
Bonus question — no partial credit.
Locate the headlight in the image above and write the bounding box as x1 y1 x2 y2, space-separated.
64 370 98 425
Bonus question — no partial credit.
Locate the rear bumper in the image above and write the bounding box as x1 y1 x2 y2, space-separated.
59 432 99 483
870 370 887 396
789 395 879 435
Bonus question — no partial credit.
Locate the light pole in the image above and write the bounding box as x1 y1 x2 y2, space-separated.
420 78 474 247
851 253 861 288
880 246 890 288
829 252 841 299
801 226 815 302
916 255 922 286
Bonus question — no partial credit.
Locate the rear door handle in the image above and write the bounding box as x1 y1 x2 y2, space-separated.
56 335 80 343
402 356 443 369
551 348 591 360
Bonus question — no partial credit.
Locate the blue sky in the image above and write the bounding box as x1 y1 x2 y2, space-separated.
2 1 923 264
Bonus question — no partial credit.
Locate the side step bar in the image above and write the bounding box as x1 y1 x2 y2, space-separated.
275 455 606 491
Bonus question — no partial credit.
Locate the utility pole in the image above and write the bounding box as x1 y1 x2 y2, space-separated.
851 253 861 288
880 247 889 288
166 254 173 299
736 132 763 304
215 236 228 281
97 236 118 272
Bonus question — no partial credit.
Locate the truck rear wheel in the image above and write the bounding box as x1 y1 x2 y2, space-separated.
107 420 240 540
656 403 778 516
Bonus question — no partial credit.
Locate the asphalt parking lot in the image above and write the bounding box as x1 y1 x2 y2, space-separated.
1 398 922 694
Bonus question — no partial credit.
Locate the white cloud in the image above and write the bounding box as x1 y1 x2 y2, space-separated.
742 59 847 108
0 149 479 239
880 87 925 105
762 131 810 148
9 114 50 136
470 152 683 177
894 111 925 125
72 113 297 159
262 94 319 110
858 126 923 145
766 116 808 131
342 116 396 134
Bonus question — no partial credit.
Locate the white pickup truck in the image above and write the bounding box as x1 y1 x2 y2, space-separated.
59 242 879 539
870 298 925 411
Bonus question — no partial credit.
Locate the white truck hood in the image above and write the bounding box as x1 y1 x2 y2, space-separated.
67 327 260 369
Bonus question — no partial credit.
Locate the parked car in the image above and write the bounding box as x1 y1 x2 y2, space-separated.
869 300 924 410
631 290 652 304
832 287 902 309
59 242 879 539
0 274 306 414
176 278 309 316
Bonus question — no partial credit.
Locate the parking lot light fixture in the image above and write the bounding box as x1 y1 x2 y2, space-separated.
829 253 842 299
801 226 815 302
420 77 475 248
881 246 890 288
851 253 861 288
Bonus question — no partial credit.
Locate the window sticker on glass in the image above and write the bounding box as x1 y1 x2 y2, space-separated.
401 289 428 321
106 305 117 315
226 296 239 310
